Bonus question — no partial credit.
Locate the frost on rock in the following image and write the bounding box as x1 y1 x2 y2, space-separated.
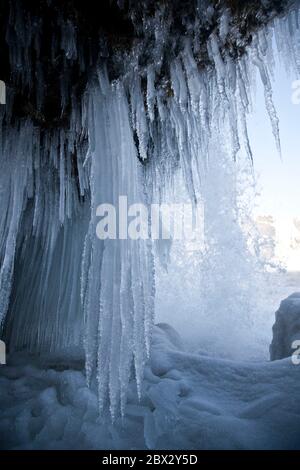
1 1 300 419
270 293 300 361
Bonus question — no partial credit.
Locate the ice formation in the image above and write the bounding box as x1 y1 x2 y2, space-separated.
81 72 155 417
1 0 300 418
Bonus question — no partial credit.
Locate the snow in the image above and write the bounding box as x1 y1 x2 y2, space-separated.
1 323 300 450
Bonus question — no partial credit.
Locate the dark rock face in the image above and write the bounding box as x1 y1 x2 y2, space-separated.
0 0 290 130
270 293 300 361
0 0 135 128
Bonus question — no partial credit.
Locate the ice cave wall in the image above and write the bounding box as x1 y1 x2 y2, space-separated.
1 0 300 415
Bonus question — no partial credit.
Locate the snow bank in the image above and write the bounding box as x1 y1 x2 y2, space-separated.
270 293 300 361
1 324 300 450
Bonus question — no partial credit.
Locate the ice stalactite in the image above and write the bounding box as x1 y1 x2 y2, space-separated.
0 123 32 328
5 203 89 353
1 98 90 349
81 70 155 418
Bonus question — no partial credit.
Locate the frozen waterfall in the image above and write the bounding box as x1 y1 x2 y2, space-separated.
1 0 300 418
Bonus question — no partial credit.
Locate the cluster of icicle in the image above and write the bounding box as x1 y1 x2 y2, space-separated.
1 1 300 417
81 72 155 417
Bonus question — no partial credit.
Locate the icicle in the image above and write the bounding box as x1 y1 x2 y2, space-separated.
130 77 149 161
147 65 156 122
251 40 282 158
81 73 155 417
61 19 77 61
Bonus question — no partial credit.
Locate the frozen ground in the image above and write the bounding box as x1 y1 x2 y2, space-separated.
1 320 300 450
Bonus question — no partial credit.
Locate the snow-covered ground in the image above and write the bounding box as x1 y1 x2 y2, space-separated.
1 318 300 450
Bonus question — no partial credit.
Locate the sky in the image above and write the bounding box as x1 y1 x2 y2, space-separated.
247 54 300 271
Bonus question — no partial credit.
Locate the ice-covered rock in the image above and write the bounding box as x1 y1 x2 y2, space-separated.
270 293 300 361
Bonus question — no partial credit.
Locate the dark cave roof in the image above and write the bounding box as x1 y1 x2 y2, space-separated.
0 0 292 129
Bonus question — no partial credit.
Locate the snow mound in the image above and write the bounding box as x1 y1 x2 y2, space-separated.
1 324 300 450
270 293 300 361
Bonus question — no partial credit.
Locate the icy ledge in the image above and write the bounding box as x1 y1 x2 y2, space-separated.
1 324 300 450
